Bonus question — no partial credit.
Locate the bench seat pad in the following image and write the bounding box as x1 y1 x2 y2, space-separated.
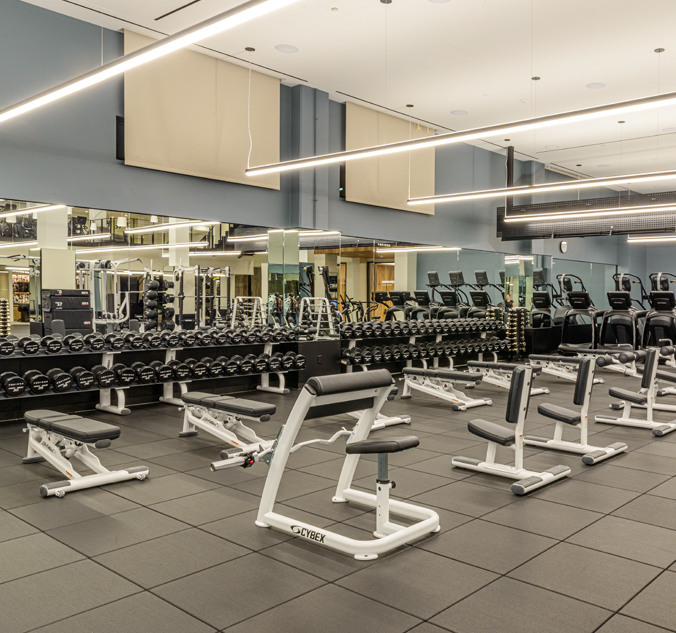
346 436 419 455
608 387 648 405
25 410 120 442
538 403 581 425
467 419 515 446
182 392 276 418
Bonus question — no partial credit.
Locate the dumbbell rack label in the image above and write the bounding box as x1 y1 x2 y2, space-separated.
96 351 131 416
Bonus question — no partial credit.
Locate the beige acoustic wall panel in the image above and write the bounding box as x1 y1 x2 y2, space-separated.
345 102 435 214
124 31 280 190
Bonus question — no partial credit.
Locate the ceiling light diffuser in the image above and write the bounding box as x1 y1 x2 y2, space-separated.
627 235 676 243
0 241 38 250
75 242 209 254
247 90 676 176
408 168 676 206
586 82 606 89
375 246 461 253
0 0 300 126
124 220 219 234
67 233 112 242
275 44 298 53
0 204 65 220
504 202 676 223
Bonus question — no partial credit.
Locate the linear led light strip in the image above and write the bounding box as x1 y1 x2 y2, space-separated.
0 241 38 250
0 204 66 219
504 202 676 223
627 235 676 243
0 0 300 125
124 220 219 235
67 233 112 242
375 246 461 253
228 230 341 242
247 91 676 176
75 242 209 254
408 169 676 206
161 251 242 257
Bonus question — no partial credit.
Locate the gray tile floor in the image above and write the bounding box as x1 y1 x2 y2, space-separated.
2 369 676 632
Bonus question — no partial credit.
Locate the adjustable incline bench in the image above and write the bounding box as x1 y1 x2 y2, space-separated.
180 392 277 462
467 360 549 396
524 357 628 464
402 367 492 410
452 366 571 494
23 410 149 498
528 354 605 384
558 343 640 377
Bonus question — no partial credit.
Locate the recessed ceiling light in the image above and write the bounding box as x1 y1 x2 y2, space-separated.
597 164 611 167
655 48 665 53
504 139 510 141
451 110 468 115
545 144 559 149
531 77 540 81
275 44 298 53
428 0 451 3
663 127 676 132
618 120 625 124
586 82 606 89
576 164 582 167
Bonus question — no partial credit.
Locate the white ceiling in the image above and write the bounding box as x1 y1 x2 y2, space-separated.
21 0 676 193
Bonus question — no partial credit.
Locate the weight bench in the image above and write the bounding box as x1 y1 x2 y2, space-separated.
23 410 149 498
180 392 277 461
558 344 640 377
595 349 676 436
524 358 628 464
468 360 549 396
402 367 492 410
529 354 605 384
452 366 571 494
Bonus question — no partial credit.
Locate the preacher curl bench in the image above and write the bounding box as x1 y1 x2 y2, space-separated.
23 410 149 497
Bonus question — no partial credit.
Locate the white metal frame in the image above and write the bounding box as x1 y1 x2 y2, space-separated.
298 297 336 337
529 355 604 384
402 370 492 411
595 349 676 436
468 360 550 396
23 423 148 498
452 366 571 494
254 381 440 560
524 359 628 464
231 296 266 329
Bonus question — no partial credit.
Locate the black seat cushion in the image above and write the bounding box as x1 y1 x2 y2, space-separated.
346 436 419 455
181 392 275 418
50 418 120 443
434 369 483 383
24 410 78 426
467 419 515 446
656 370 676 384
538 403 581 425
305 369 393 396
402 367 433 377
608 387 648 405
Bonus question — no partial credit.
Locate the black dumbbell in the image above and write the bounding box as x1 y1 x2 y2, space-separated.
23 370 51 394
84 333 105 351
160 331 180 348
342 347 362 365
124 332 144 350
0 371 26 396
149 360 173 382
0 338 15 356
91 365 116 387
185 358 208 379
46 368 74 392
268 352 284 372
202 357 223 377
17 336 39 355
142 331 162 348
216 356 239 376
130 362 155 384
390 345 402 361
244 354 261 373
167 359 191 381
111 363 136 386
371 346 384 363
70 367 96 390
231 355 254 374
63 334 85 352
195 331 213 346
104 333 125 350
212 330 229 345
178 331 196 347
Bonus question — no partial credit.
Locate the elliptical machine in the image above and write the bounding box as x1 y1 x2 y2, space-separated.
558 275 603 350
644 272 676 347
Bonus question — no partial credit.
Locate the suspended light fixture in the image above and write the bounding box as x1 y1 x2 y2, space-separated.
116 216 128 228
408 168 676 206
0 204 65 220
75 242 209 255
0 241 38 250
227 230 341 242
125 220 219 234
627 234 676 243
150 215 159 223
375 246 461 253
503 202 676 223
246 91 676 176
0 0 300 125
67 233 112 242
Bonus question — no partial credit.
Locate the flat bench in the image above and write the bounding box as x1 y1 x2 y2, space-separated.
403 367 483 384
25 410 120 443
181 392 276 421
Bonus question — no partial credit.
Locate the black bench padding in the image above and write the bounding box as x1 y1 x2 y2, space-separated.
25 410 120 442
608 387 648 405
181 392 276 418
656 370 676 384
468 361 542 376
403 367 483 383
305 368 393 396
529 354 583 364
346 436 419 455
467 419 515 446
537 403 581 425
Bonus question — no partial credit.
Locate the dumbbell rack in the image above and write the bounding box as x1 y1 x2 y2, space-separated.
0 339 301 417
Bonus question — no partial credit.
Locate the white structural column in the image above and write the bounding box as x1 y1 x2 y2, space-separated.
39 205 74 288
168 220 194 314
394 252 417 292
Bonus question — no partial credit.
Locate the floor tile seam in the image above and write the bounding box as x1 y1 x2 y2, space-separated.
591 611 676 633
101 477 226 507
561 536 676 569
607 503 676 534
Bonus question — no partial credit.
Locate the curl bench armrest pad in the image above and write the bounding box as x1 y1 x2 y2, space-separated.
467 419 515 446
537 403 581 425
346 435 419 455
305 368 393 396
608 387 648 405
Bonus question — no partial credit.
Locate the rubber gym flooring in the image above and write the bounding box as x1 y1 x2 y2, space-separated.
1 369 676 633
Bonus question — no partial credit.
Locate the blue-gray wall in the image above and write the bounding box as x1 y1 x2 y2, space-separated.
0 0 649 276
